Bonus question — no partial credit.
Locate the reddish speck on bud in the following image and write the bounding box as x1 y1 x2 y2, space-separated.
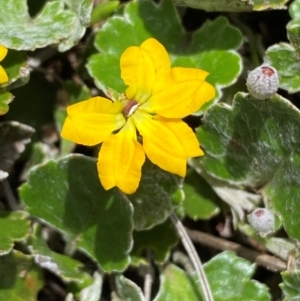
246 65 279 100
247 208 276 236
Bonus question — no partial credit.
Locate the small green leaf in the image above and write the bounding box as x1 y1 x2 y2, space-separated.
91 1 120 24
131 219 178 264
0 1 77 50
126 160 181 230
0 211 30 256
153 264 202 301
87 0 242 110
0 250 43 301
280 270 300 301
20 155 133 272
265 0 300 93
265 43 300 93
183 169 221 220
115 275 145 301
29 224 92 285
0 90 14 115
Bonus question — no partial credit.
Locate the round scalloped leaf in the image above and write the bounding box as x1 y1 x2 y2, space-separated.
131 219 178 264
0 250 44 301
197 93 300 186
87 0 242 109
126 160 182 230
20 154 133 272
266 43 300 93
170 0 288 11
154 251 271 301
0 91 14 115
280 270 300 300
183 169 221 220
197 92 300 241
265 0 300 93
0 211 30 256
0 1 77 50
204 251 271 300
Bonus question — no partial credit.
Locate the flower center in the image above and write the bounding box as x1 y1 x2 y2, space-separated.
122 99 139 117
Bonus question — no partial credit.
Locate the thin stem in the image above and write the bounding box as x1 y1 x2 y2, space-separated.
143 250 154 301
170 213 214 301
186 228 286 272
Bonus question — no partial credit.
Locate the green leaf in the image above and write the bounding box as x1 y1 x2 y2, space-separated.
126 160 182 230
265 43 300 93
0 211 30 256
154 252 271 301
20 154 133 272
280 270 300 301
153 264 202 301
87 0 242 110
131 219 178 264
28 224 93 285
205 251 271 301
0 1 77 50
265 0 300 93
170 0 288 11
263 154 300 241
0 121 35 172
91 1 120 24
0 250 43 301
197 93 298 186
59 0 93 52
196 92 300 239
115 275 145 301
0 90 14 115
183 169 221 220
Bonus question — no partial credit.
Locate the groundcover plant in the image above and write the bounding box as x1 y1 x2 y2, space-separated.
0 0 300 300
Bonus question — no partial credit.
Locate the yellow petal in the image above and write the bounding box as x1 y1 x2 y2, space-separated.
61 97 125 146
120 38 171 103
0 65 8 84
133 111 203 177
0 45 7 62
141 67 215 118
98 120 145 194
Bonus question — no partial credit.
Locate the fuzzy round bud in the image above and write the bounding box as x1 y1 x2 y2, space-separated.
247 208 275 236
246 65 279 100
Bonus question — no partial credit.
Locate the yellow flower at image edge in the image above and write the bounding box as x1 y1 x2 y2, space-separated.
61 38 215 194
0 45 8 84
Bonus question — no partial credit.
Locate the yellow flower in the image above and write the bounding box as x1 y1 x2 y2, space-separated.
61 38 215 194
0 45 8 84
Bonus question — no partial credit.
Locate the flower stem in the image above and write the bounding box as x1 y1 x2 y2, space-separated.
171 213 214 301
